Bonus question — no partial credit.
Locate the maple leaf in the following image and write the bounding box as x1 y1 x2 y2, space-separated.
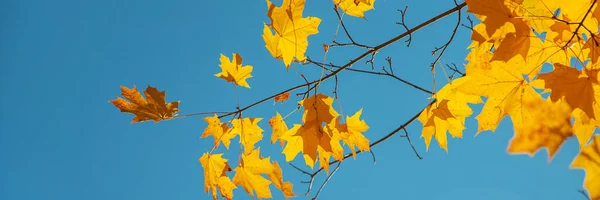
263 0 321 69
274 92 290 103
536 63 600 120
333 0 375 19
465 0 535 62
570 135 600 200
328 109 370 158
230 118 264 155
507 98 573 160
300 93 340 125
280 93 341 168
268 112 288 147
418 77 483 151
319 123 345 172
199 153 236 200
201 114 236 149
573 109 600 148
232 148 274 199
110 85 180 123
458 58 542 134
280 123 321 167
215 53 253 88
584 34 600 64
267 162 295 199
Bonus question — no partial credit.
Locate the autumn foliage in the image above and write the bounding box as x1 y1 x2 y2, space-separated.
111 0 600 199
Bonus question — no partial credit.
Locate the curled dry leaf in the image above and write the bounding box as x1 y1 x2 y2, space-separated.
274 92 290 103
110 85 180 123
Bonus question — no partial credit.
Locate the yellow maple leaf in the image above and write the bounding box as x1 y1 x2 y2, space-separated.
110 85 180 123
573 109 600 148
458 58 542 134
215 53 253 88
507 98 573 159
263 0 321 69
319 123 345 173
570 135 600 200
267 162 295 199
328 109 370 158
268 112 288 147
418 77 483 151
232 148 274 199
537 63 600 120
199 153 236 200
201 114 236 149
230 118 264 155
333 0 375 19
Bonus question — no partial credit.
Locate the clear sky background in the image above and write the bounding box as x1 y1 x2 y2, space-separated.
0 0 590 200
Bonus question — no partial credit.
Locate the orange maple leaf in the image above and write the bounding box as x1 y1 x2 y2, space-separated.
263 0 321 69
274 92 290 103
199 153 236 200
570 135 600 200
232 148 274 199
110 85 180 123
216 53 253 88
281 93 341 168
537 63 600 120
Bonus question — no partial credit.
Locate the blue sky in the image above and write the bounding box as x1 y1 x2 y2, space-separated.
0 0 589 200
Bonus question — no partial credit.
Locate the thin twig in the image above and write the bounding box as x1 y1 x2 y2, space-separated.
563 0 597 48
209 2 465 119
396 6 412 47
403 128 423 160
331 6 373 49
312 162 342 200
307 58 432 94
430 0 462 71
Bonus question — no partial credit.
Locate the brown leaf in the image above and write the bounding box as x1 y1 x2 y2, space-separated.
110 85 180 123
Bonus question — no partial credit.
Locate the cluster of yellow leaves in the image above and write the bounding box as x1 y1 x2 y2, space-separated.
414 0 600 197
110 85 180 123
197 93 370 199
200 115 295 200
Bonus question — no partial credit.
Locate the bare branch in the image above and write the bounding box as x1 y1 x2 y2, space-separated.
403 128 423 160
307 58 433 94
396 6 412 47
312 162 342 200
430 0 462 71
